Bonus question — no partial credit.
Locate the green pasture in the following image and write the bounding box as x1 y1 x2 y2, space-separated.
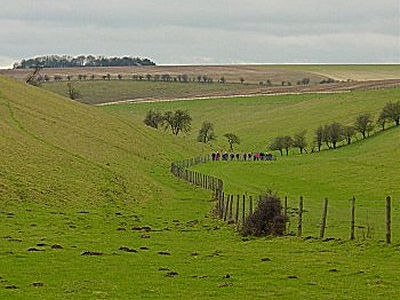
1 75 400 299
104 87 400 152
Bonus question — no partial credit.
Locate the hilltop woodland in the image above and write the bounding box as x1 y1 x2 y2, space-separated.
13 55 155 69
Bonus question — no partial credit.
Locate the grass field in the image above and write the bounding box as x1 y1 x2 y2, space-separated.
104 86 400 239
1 75 400 299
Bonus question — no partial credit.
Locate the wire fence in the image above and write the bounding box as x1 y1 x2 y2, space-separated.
171 155 397 243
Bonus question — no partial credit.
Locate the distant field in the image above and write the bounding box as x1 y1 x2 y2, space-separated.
40 78 400 105
0 64 329 84
2 65 399 85
41 80 262 104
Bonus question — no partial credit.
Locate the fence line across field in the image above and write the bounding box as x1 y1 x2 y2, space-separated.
170 155 396 244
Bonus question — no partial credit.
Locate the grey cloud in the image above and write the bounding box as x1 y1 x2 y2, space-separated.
0 0 399 67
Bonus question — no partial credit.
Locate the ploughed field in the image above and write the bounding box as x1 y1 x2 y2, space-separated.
2 64 400 104
1 74 400 299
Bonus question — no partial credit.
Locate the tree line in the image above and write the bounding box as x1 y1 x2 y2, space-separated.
37 72 317 87
270 101 400 155
13 55 155 69
144 109 240 150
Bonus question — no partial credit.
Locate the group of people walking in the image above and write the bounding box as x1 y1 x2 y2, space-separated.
211 152 275 161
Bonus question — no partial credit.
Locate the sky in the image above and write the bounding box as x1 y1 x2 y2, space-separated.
0 0 399 68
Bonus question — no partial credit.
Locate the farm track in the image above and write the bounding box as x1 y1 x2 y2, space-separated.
96 79 400 106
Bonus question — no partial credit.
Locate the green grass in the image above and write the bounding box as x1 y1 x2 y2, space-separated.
107 87 400 239
104 87 400 151
1 75 400 299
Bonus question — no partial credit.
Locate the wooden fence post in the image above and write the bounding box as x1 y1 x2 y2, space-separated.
350 196 355 240
229 195 233 220
235 195 240 223
249 196 253 215
284 196 288 218
224 195 229 221
386 196 392 244
284 196 288 234
297 196 303 237
220 191 225 219
320 198 328 239
242 194 246 223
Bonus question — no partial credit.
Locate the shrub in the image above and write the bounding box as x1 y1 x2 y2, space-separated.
241 194 287 237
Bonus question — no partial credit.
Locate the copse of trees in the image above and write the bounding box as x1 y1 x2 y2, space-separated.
13 55 156 69
269 101 400 157
143 109 192 135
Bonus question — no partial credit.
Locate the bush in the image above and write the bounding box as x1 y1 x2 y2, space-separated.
241 194 287 237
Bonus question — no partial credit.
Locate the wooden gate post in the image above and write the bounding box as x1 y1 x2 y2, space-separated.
249 196 253 216
320 198 328 239
297 196 303 237
350 196 355 240
386 196 392 244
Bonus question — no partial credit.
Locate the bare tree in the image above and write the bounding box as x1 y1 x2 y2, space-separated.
144 109 163 129
377 111 388 131
197 121 216 143
270 136 285 156
315 126 324 152
224 133 240 151
323 122 344 149
354 113 374 139
343 126 355 145
381 101 400 126
282 136 293 156
162 110 192 135
293 130 307 154
67 83 80 100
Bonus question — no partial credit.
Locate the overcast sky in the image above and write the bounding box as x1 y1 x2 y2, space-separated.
0 0 399 67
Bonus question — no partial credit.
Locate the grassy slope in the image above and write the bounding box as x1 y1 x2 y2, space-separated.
107 88 400 238
104 88 400 151
1 76 400 299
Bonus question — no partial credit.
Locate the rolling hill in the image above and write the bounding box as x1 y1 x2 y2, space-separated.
1 75 400 299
